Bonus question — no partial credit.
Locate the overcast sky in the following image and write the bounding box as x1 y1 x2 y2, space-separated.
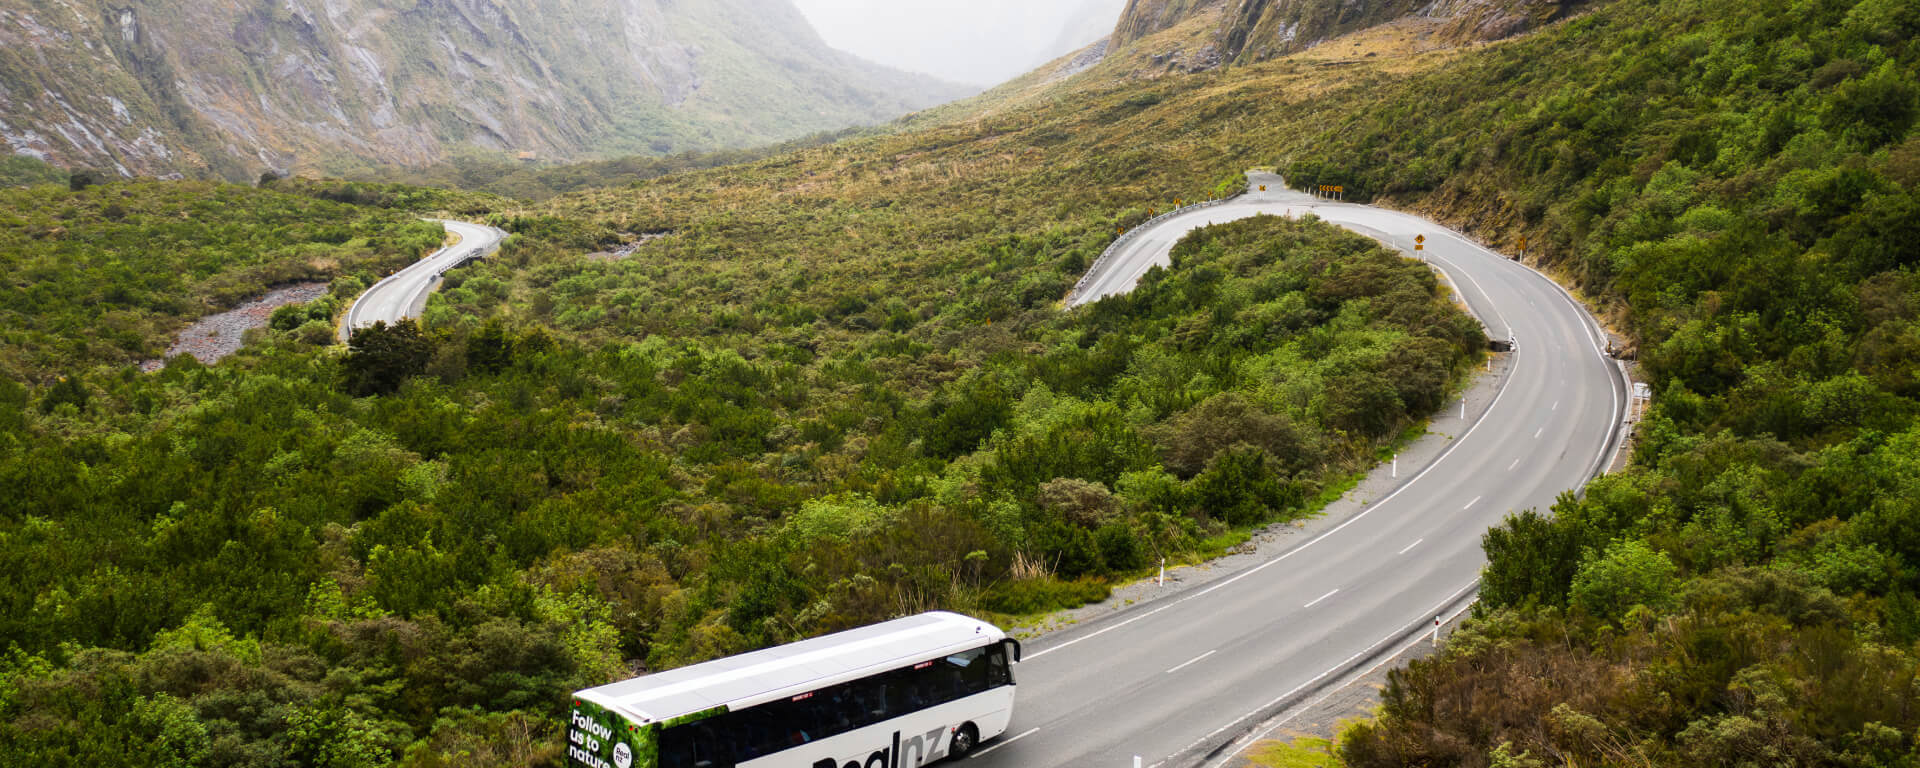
791 0 1128 87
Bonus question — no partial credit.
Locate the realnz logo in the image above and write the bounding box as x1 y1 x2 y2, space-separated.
812 727 947 768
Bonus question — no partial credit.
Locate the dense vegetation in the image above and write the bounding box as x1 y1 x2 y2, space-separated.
0 180 444 382
1270 0 1920 764
0 157 1478 767
0 156 65 189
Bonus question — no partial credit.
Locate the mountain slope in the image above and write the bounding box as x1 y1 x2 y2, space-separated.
0 0 968 181
1110 0 1591 67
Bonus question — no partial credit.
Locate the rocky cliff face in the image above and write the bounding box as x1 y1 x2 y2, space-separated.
0 0 967 181
1112 0 1592 65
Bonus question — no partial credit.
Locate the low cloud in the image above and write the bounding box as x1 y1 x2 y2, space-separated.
792 0 1126 86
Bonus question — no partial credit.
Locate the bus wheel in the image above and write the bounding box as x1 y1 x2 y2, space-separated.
949 724 979 760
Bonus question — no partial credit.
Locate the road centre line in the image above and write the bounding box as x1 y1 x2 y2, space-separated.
1183 581 1482 768
970 728 1038 759
1535 427 1544 439
1200 584 1484 768
1304 589 1339 609
1464 496 1481 510
1398 538 1423 555
1166 650 1218 675
1509 458 1520 471
1507 256 1627 485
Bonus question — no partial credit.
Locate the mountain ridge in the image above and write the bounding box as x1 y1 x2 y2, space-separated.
1111 0 1592 67
0 0 968 182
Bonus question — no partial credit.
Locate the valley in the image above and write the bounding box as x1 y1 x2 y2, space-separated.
2 0 1918 765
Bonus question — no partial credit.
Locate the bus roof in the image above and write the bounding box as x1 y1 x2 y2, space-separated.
575 611 1005 725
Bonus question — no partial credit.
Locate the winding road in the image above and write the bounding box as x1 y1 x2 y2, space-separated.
339 220 508 342
970 173 1630 767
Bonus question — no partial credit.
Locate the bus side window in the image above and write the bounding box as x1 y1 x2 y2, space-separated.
662 721 732 768
661 726 692 768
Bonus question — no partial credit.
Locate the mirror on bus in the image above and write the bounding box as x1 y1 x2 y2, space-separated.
1003 638 1022 663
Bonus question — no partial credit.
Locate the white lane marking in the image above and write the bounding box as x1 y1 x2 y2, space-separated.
1026 348 1517 660
1166 650 1218 675
1183 581 1481 768
970 728 1038 759
1303 589 1339 609
1397 538 1423 555
1552 400 1559 411
1201 585 1483 768
1508 257 1626 484
1508 458 1520 471
1464 496 1481 510
1535 427 1544 439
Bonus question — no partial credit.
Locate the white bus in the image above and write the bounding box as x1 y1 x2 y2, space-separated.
567 611 1022 768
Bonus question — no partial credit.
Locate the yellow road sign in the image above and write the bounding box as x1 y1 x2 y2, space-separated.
1259 185 1267 191
1416 234 1426 244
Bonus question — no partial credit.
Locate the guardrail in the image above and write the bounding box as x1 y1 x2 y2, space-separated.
1067 192 1244 306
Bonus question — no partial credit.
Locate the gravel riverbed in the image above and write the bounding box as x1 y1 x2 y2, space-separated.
140 283 330 371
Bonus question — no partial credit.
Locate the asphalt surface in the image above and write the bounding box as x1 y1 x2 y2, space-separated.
969 173 1628 768
339 220 507 342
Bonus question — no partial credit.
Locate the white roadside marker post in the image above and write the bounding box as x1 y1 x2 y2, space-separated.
1392 454 1398 479
1434 615 1442 647
1158 558 1166 587
1135 757 1143 768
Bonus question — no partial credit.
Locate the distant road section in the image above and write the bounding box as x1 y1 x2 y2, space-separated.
339 220 508 343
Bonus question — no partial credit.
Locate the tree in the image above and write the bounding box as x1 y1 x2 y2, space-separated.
285 704 393 768
465 319 514 374
925 376 1011 459
1150 392 1317 478
38 375 89 415
1481 510 1582 609
1570 539 1678 622
341 320 432 396
1036 478 1118 528
1192 446 1302 527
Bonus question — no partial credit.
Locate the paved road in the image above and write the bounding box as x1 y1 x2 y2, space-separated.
339 220 508 342
970 173 1628 768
